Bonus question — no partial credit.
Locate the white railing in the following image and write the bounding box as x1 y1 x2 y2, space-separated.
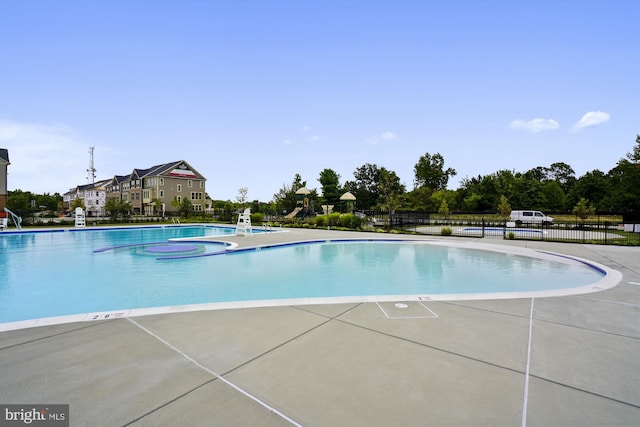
3 207 22 231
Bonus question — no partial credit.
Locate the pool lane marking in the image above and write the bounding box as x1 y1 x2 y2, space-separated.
127 318 303 427
521 297 534 427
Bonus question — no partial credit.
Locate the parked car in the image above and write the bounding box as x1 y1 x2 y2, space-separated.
510 210 554 226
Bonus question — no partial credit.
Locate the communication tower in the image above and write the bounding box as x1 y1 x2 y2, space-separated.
87 146 96 184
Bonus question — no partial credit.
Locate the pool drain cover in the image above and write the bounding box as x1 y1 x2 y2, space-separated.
394 303 409 309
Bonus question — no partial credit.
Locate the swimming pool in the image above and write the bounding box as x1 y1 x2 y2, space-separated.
0 226 619 329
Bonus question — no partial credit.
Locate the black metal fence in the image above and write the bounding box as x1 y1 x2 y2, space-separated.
370 211 640 246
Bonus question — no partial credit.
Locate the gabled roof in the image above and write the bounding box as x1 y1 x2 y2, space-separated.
0 148 9 164
93 179 111 189
77 183 95 191
111 175 128 184
141 160 205 180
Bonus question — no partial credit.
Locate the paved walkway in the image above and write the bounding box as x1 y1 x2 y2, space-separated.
1 228 639 426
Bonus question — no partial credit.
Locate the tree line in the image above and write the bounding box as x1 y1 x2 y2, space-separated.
270 135 640 216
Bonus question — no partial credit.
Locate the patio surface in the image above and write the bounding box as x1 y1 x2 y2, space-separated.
1 228 639 426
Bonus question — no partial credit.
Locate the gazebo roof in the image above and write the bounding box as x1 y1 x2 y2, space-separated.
295 187 311 195
340 191 356 201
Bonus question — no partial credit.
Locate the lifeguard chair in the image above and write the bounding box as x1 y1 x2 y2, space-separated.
235 208 252 236
74 207 86 228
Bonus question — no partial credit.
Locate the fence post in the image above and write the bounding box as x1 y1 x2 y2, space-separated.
482 218 485 237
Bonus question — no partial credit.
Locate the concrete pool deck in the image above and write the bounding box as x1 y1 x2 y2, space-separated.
1 228 639 426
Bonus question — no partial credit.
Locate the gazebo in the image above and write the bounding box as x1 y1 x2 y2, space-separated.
339 191 356 213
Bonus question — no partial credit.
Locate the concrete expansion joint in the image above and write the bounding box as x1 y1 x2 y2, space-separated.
126 318 303 427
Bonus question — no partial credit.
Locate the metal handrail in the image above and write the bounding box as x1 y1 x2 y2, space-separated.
3 207 22 230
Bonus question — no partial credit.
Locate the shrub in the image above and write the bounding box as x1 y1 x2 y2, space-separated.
508 231 515 240
440 227 452 236
315 216 327 227
327 212 341 226
250 212 264 224
338 213 362 229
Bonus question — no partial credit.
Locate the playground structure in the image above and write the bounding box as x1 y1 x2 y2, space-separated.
285 189 357 219
285 187 313 219
339 191 356 213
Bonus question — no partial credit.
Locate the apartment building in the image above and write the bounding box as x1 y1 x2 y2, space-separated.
105 160 207 216
0 148 9 211
63 179 109 217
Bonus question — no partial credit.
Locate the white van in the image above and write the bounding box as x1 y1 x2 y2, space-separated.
510 210 554 226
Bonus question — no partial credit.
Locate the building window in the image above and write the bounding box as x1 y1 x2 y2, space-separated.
177 196 182 203
177 184 182 192
188 180 193 188
160 178 164 186
200 181 204 188
159 190 164 198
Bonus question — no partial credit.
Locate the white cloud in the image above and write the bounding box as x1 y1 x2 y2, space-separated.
309 135 321 142
509 118 559 133
381 131 397 141
0 119 91 194
282 139 293 145
367 131 398 145
572 111 610 130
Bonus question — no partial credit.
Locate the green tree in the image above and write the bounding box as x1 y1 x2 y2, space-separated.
542 180 566 211
236 187 248 208
378 168 405 228
497 195 511 219
547 162 576 194
604 159 640 211
179 198 193 218
105 198 120 221
437 199 450 218
105 198 132 221
318 168 342 206
413 152 457 190
430 189 455 213
71 198 85 210
273 174 308 216
460 191 482 211
626 134 640 163
152 198 163 216
403 187 433 211
6 190 31 216
566 170 608 210
572 198 596 221
345 163 381 211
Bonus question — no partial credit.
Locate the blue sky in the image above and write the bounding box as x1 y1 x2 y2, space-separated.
1 0 638 202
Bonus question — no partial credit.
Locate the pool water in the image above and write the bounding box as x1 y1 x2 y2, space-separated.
0 227 607 324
